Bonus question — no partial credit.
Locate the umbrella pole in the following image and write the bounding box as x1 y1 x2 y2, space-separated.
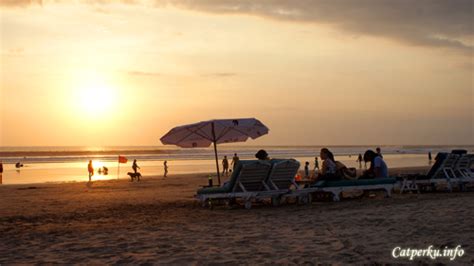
212 122 221 186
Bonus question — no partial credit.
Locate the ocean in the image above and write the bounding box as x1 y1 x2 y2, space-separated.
1 145 472 185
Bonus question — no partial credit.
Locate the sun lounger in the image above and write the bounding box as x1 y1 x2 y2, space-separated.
310 178 396 201
196 160 273 209
266 159 301 205
454 154 474 188
400 152 462 193
455 154 474 178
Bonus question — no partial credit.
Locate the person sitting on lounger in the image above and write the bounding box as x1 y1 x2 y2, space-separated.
255 149 270 161
316 148 339 181
361 150 388 178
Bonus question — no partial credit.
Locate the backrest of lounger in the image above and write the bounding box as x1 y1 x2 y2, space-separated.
456 155 471 170
426 152 447 178
431 153 459 179
267 159 300 190
233 160 272 192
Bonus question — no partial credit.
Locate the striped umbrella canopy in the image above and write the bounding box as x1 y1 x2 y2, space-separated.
160 118 269 185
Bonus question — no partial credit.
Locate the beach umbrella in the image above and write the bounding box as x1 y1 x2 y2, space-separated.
160 118 269 185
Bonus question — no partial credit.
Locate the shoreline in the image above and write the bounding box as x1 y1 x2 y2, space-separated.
0 166 431 187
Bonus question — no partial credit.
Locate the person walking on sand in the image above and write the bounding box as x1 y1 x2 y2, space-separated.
87 160 94 182
231 153 240 170
164 160 168 177
222 156 229 176
132 159 140 174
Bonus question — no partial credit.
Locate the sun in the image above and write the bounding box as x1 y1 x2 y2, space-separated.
72 75 117 119
79 84 114 115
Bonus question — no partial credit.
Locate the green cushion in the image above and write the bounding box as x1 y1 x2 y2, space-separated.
314 178 396 187
197 182 233 195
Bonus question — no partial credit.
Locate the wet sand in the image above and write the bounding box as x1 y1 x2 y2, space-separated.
0 166 473 264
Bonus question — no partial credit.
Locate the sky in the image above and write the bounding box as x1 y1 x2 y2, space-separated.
0 0 473 146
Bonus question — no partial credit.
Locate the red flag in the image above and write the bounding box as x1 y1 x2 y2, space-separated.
118 155 128 164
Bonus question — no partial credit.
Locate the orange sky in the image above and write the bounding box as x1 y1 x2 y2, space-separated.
1 1 473 146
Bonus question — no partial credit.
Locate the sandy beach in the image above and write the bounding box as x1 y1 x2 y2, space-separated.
0 166 473 264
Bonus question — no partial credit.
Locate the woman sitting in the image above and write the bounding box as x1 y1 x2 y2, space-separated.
360 150 388 179
316 148 339 181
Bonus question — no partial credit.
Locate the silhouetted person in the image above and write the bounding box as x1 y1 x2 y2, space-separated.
317 148 338 181
304 161 310 178
255 149 270 160
362 150 388 178
428 151 432 161
357 153 363 168
132 159 140 174
231 153 240 170
15 162 23 168
164 160 168 177
87 160 94 182
0 161 3 185
376 147 383 158
103 166 109 175
314 156 319 170
222 156 229 176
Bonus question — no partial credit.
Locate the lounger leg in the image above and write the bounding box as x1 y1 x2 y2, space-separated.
384 188 392 198
244 200 252 210
400 179 407 193
271 196 282 207
332 192 340 202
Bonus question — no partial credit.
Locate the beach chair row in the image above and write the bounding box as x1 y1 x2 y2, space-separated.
400 153 474 193
196 159 397 209
196 159 301 209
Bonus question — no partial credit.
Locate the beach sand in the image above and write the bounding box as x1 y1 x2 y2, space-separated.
0 166 473 264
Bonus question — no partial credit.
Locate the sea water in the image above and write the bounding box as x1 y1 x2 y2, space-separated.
0 145 472 185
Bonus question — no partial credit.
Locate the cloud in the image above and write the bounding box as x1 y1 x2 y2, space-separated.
201 72 237 77
3 0 473 54
126 70 161 76
159 0 473 54
0 0 43 7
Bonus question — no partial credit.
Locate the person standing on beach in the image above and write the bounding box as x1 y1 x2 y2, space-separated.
222 156 229 176
132 159 140 174
231 153 240 170
0 161 3 184
428 151 432 162
164 160 168 177
304 162 310 178
357 154 363 168
87 160 94 182
376 147 383 158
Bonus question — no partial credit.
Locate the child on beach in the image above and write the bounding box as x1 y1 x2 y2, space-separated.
222 156 229 176
164 160 168 177
304 162 310 178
